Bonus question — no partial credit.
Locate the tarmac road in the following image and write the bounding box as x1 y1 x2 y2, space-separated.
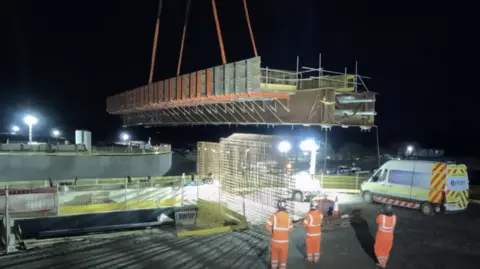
1 198 479 269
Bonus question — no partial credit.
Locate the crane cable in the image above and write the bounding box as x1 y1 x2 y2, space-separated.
211 0 227 65
176 0 192 76
242 0 258 57
148 0 163 84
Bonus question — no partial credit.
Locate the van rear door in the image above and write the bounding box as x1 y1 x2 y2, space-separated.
445 164 469 211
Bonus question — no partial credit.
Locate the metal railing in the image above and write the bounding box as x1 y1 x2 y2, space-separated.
0 173 370 191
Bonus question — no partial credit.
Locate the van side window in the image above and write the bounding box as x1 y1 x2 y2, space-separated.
388 170 414 186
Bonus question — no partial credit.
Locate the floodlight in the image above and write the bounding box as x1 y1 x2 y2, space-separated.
300 139 318 151
23 115 38 144
52 129 60 137
121 133 130 141
24 115 38 126
278 141 291 153
406 145 414 154
12 126 20 132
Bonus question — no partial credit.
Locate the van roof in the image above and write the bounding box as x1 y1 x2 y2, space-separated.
385 160 445 166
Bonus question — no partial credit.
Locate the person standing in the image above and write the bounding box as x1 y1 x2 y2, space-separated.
303 199 323 263
265 199 293 269
374 204 397 268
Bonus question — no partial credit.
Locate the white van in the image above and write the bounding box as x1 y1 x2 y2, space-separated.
360 160 469 215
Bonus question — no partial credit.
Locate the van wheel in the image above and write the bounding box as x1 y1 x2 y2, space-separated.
293 191 304 202
362 191 374 204
420 202 436 216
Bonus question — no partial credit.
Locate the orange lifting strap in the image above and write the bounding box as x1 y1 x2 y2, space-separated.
148 0 163 84
211 0 227 65
149 0 259 81
243 0 258 57
177 0 192 76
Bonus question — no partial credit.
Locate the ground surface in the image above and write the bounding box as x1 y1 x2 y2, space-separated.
1 197 479 269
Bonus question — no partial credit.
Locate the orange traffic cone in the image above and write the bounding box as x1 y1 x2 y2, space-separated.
333 196 339 216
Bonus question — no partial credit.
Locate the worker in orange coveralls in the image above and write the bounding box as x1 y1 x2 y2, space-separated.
265 199 293 269
302 198 323 263
374 203 397 268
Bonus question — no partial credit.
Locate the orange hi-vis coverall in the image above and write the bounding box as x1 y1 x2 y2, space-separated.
302 209 323 263
374 214 397 268
265 211 293 269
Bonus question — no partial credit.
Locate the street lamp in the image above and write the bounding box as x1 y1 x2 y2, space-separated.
278 140 291 154
11 125 20 133
300 138 319 176
23 115 38 144
406 145 413 153
52 129 60 137
121 133 130 142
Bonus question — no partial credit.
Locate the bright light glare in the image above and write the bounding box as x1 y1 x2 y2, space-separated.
52 129 60 137
121 133 130 141
24 115 38 126
12 126 20 132
278 141 291 153
406 145 414 153
300 139 318 151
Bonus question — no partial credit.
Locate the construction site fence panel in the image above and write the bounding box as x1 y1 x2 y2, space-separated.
0 174 371 191
0 187 57 216
316 171 372 193
57 178 184 215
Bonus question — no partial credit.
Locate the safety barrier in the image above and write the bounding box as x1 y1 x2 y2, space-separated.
0 176 184 188
316 172 372 193
57 179 184 215
0 173 371 217
0 173 369 190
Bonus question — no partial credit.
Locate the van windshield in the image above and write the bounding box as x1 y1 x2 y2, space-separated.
371 169 387 182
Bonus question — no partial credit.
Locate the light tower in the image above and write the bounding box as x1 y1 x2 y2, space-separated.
23 115 38 144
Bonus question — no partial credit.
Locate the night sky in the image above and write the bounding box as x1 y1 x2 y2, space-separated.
1 1 454 154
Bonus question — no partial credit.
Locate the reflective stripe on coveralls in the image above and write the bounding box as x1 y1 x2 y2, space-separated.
265 211 293 269
375 214 397 268
302 210 323 262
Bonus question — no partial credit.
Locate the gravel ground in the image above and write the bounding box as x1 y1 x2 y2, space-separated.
1 199 479 269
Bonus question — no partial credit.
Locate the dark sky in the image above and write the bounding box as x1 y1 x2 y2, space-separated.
1 1 453 154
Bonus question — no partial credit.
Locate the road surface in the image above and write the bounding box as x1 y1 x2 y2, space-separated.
1 197 479 269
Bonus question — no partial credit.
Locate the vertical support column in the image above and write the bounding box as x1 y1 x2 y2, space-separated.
181 173 185 206
356 173 359 191
124 179 128 210
4 187 16 253
4 187 10 253
376 126 381 168
55 185 60 216
137 181 140 202
309 148 317 177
